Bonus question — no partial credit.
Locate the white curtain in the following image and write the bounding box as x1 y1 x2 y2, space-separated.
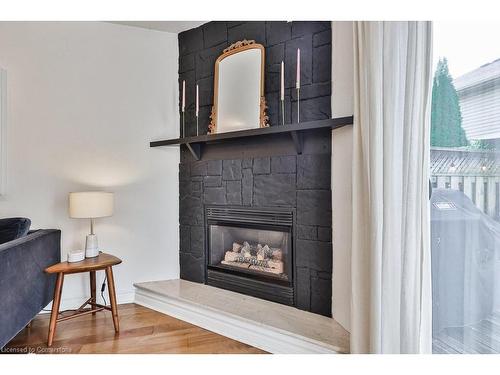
350 21 433 354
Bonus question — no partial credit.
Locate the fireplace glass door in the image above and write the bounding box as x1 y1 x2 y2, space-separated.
208 224 291 281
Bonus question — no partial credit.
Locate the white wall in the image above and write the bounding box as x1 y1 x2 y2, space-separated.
331 21 354 331
0 22 180 309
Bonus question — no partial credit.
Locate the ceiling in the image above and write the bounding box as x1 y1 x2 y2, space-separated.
110 21 207 34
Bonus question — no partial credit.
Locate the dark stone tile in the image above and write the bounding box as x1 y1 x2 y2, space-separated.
242 158 253 169
179 180 191 200
179 163 190 181
242 168 253 206
313 29 331 47
180 225 191 252
198 76 214 107
197 105 211 136
295 239 332 272
297 225 317 240
254 174 296 207
204 186 227 205
196 43 226 79
292 95 331 122
291 21 330 38
179 53 195 73
226 180 242 205
313 44 332 83
310 274 332 316
191 161 207 176
228 21 266 45
179 195 203 225
291 82 331 101
265 67 282 94
285 35 313 88
179 27 203 56
265 44 285 94
266 22 291 46
207 160 222 175
191 180 202 197
190 226 204 256
295 267 311 311
297 154 331 189
266 43 285 68
203 21 227 48
180 252 205 283
222 159 242 180
204 175 222 187
271 155 296 174
253 157 270 174
297 190 331 226
317 226 332 242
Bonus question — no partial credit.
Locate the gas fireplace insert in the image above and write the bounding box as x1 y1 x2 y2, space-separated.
205 206 294 306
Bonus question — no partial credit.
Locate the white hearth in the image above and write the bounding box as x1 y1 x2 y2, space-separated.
134 279 349 354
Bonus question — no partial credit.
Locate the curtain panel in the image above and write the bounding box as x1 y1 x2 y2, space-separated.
350 21 433 354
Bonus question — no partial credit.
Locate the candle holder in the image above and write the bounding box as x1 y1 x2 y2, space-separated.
181 79 186 137
281 99 285 126
182 111 185 138
195 83 199 137
297 88 300 123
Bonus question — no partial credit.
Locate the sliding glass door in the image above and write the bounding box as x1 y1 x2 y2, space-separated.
431 21 500 353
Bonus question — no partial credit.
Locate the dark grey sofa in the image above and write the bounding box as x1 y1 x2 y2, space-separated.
0 229 61 348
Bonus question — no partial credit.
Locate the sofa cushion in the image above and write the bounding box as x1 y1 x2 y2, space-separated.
0 218 32 245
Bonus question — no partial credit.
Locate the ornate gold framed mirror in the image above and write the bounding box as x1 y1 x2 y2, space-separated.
208 40 269 134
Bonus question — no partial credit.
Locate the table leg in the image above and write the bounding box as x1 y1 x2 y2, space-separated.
47 272 64 347
90 270 96 315
105 266 119 333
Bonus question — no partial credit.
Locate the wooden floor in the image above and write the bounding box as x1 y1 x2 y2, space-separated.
433 312 500 354
5 303 266 354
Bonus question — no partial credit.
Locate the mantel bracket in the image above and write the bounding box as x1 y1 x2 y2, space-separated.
186 142 202 161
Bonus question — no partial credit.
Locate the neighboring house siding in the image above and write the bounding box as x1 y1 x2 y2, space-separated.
458 77 500 139
454 60 500 140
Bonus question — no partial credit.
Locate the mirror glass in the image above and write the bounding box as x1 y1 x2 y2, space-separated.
217 49 261 132
210 41 268 134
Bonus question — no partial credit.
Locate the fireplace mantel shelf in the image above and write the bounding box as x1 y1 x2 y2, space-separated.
149 116 354 160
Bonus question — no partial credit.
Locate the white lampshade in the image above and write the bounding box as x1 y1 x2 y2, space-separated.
69 192 114 219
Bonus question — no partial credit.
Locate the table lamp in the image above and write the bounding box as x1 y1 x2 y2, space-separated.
69 191 114 258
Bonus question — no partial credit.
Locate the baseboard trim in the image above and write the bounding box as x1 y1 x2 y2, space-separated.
134 287 339 354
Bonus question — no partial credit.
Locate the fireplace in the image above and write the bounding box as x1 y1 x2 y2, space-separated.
205 206 294 306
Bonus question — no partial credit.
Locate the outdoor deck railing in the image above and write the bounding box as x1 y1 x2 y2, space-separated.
431 147 500 220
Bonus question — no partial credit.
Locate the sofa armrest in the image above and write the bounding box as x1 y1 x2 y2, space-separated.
0 229 61 348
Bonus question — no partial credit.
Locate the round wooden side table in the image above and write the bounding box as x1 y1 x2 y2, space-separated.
44 252 122 347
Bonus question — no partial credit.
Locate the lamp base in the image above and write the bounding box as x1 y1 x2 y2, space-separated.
85 234 99 258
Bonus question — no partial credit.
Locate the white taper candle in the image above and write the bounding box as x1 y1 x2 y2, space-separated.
280 61 285 101
182 80 186 112
196 84 199 117
296 48 301 89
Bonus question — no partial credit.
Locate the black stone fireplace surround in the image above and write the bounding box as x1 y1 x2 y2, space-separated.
178 21 333 317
